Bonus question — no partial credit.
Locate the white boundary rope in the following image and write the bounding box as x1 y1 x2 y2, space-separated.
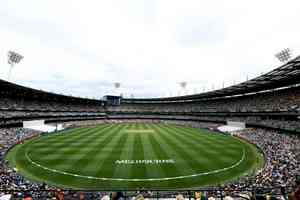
25 148 245 182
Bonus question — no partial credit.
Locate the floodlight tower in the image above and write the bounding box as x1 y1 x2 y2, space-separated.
114 82 121 96
114 82 120 89
7 51 23 81
275 48 292 63
179 81 187 95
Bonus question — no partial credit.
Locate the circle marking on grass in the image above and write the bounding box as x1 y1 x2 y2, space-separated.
25 147 245 182
7 123 263 189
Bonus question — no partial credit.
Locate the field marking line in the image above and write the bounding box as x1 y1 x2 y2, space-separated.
25 147 246 182
124 129 155 133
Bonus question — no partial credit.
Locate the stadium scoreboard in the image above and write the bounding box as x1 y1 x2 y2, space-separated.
103 95 121 106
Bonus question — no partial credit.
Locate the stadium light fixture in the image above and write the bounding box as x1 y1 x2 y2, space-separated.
179 82 187 95
275 48 292 63
7 51 23 81
179 82 187 89
114 82 121 96
114 82 121 89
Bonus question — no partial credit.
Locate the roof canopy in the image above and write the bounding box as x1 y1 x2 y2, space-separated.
1 56 300 104
124 56 300 103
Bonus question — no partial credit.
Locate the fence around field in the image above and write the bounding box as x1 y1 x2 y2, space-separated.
0 187 296 200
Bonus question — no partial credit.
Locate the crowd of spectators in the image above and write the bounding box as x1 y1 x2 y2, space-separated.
63 119 221 131
222 128 300 200
0 111 106 128
0 97 105 113
0 128 56 198
235 128 300 188
0 96 106 127
107 114 300 133
0 84 299 133
119 86 300 113
0 111 105 119
0 93 106 127
107 86 300 132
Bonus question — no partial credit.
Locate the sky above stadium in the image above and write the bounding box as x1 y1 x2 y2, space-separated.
0 0 300 98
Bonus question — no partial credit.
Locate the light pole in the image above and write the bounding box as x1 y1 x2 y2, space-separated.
7 51 23 81
114 82 121 96
179 81 187 95
275 48 292 63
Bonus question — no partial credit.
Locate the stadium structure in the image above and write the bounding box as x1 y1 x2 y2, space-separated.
0 56 300 199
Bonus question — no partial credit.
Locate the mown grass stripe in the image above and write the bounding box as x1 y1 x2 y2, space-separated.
29 125 113 157
112 125 136 179
147 129 182 177
86 124 130 188
165 125 243 159
159 124 240 170
27 124 123 185
164 124 235 150
148 124 197 175
169 125 231 145
161 124 225 156
29 125 115 166
86 124 129 175
129 129 147 178
62 124 129 188
53 124 122 167
32 125 111 150
42 124 109 142
30 127 93 147
165 125 221 144
153 124 228 173
139 124 167 179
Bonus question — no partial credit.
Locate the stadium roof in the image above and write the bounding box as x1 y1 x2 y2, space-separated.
0 78 102 104
124 55 300 102
0 55 300 104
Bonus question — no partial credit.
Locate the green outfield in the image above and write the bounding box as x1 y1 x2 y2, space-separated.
5 123 264 190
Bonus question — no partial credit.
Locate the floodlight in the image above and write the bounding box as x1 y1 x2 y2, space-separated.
179 82 187 89
7 51 23 81
113 82 121 96
178 81 188 95
275 48 292 63
114 82 121 89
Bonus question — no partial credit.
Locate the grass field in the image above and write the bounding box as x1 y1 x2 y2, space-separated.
6 123 264 190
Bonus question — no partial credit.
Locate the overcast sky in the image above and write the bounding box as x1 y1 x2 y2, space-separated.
0 0 300 98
